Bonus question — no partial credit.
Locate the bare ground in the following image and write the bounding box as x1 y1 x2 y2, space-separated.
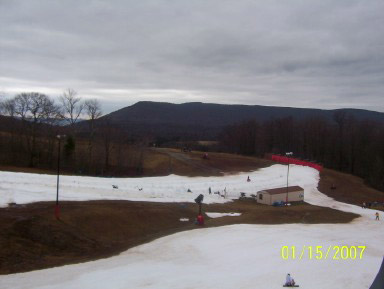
0 200 357 275
148 148 274 176
318 168 384 212
0 149 273 178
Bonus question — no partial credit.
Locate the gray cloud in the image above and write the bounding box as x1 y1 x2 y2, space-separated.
1 0 383 113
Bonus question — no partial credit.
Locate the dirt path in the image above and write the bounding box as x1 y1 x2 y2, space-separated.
155 148 223 175
152 148 273 176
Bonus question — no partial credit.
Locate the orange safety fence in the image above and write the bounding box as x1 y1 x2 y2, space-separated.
271 154 323 171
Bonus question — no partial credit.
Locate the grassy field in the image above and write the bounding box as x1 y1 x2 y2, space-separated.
319 168 384 211
0 200 357 274
0 148 273 177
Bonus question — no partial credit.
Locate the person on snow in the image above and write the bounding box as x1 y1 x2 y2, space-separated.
285 273 295 286
247 176 251 182
197 214 204 225
376 212 380 221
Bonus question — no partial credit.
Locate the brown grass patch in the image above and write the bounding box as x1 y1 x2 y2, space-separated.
318 168 384 211
0 200 357 274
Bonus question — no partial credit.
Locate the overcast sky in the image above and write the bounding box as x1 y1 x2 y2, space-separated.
1 0 383 113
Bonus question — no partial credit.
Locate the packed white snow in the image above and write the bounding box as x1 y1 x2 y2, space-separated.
0 164 317 206
205 212 241 218
0 165 383 289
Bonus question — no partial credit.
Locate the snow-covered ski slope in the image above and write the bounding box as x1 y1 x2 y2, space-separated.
0 165 383 289
1 164 315 206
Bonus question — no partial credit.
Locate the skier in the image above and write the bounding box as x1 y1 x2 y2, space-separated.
376 212 380 221
247 176 251 182
209 187 212 194
285 273 295 287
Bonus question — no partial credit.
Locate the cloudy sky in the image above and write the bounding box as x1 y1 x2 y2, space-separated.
1 0 383 113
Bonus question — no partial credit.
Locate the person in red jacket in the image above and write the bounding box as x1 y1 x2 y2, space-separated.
197 214 204 225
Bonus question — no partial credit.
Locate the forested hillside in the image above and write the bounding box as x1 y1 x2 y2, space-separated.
95 101 384 140
220 112 384 191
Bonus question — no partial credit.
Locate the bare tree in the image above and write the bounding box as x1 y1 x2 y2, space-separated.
84 99 102 122
2 99 16 117
59 88 84 126
99 119 113 175
29 92 58 123
333 110 348 170
13 93 32 120
9 92 59 166
84 99 103 169
0 93 4 115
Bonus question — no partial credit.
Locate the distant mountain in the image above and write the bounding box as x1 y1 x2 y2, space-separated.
93 101 384 140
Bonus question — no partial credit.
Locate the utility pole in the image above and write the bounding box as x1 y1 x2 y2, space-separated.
55 135 66 219
285 152 293 204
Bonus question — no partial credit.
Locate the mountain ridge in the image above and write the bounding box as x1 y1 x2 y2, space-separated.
94 101 384 139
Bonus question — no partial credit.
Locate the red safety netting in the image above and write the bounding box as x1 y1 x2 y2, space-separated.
271 155 323 171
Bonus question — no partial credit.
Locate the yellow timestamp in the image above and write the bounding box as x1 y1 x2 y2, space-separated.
281 245 366 260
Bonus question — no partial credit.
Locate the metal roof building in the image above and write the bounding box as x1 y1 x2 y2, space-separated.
256 186 304 205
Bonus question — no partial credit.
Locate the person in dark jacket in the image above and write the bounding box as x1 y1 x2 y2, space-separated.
285 273 295 286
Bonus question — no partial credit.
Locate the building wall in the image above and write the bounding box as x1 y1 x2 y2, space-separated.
256 191 271 205
257 190 304 205
290 190 304 202
270 191 304 203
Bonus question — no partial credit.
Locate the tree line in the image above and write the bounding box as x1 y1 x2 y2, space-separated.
219 112 384 191
0 89 146 176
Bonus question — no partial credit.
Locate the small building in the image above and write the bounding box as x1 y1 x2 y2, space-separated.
257 186 304 205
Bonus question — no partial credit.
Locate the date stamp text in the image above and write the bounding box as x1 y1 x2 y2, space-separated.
281 245 366 260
